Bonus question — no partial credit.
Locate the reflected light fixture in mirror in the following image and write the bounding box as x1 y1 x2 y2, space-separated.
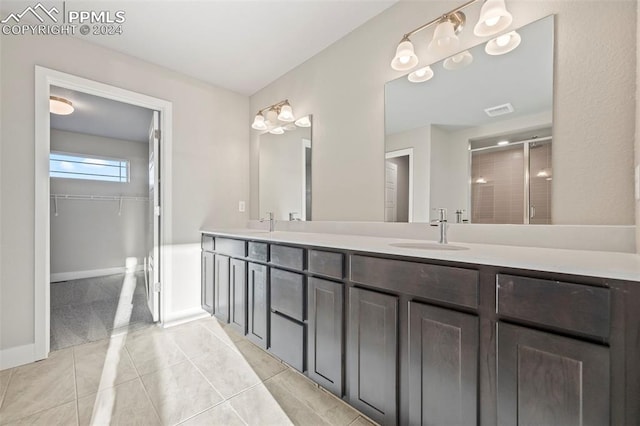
485 30 521 55
50 96 74 115
443 50 474 70
408 66 434 83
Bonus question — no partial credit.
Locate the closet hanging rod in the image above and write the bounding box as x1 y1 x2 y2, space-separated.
49 194 149 201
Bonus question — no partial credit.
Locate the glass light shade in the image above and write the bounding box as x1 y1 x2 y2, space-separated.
49 96 74 115
474 0 513 37
428 20 460 56
391 39 419 71
407 66 434 83
251 113 268 130
443 50 473 70
485 31 521 55
278 104 295 122
295 115 311 127
269 126 284 135
283 123 297 131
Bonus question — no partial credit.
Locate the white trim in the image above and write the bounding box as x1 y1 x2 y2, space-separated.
385 148 414 222
161 307 210 329
35 66 173 362
50 265 145 283
0 344 36 370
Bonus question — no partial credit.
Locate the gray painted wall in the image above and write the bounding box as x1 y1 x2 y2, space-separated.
50 130 148 276
249 0 637 226
0 35 249 351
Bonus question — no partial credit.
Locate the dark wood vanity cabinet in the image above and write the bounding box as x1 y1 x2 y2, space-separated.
213 254 230 323
307 277 343 396
202 233 640 426
348 287 398 425
228 258 247 335
247 262 268 349
408 302 478 426
201 250 214 315
497 322 610 426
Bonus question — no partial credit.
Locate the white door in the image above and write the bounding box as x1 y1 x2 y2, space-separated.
385 161 398 222
147 111 161 321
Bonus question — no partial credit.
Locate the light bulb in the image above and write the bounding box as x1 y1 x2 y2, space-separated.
485 31 521 55
269 127 284 135
485 16 500 27
443 50 473 71
251 113 267 130
408 66 434 83
474 0 513 37
391 39 419 71
278 104 295 122
496 34 511 47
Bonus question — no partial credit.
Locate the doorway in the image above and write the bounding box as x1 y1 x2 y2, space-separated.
385 148 413 222
35 67 173 359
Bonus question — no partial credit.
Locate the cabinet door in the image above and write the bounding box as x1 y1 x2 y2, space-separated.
348 287 398 425
498 322 610 426
214 254 230 323
229 259 247 335
201 251 214 315
408 302 478 426
308 278 343 396
247 262 269 349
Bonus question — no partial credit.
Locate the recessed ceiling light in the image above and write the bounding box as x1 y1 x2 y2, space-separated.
49 96 74 115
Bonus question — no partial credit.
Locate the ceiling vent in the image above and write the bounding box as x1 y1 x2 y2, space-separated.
484 103 514 117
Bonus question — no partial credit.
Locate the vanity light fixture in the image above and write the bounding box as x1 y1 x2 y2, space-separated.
251 99 296 131
474 0 513 37
427 14 463 56
443 50 473 70
49 96 74 115
408 66 434 83
485 30 521 55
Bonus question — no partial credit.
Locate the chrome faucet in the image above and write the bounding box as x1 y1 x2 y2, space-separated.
260 212 275 232
430 208 448 244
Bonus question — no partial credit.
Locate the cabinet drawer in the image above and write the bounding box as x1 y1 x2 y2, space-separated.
271 245 304 270
201 234 215 252
497 274 610 340
248 242 268 262
308 250 344 280
270 312 305 372
215 238 246 258
350 255 479 309
270 268 305 321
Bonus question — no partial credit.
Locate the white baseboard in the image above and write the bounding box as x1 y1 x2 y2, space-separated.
162 306 210 328
0 343 38 370
51 265 145 283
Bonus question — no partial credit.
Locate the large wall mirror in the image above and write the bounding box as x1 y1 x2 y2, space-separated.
259 115 312 221
385 15 554 224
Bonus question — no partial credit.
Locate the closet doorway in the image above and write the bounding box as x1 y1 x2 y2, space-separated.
34 67 173 360
48 88 158 350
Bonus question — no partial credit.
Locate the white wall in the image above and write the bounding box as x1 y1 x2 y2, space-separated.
0 34 249 352
637 0 640 254
249 0 637 226
386 127 430 222
49 130 148 277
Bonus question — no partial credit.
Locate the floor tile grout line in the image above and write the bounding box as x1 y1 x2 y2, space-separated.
71 347 80 426
123 344 163 424
0 368 14 410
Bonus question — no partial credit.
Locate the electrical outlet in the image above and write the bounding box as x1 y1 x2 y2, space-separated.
238 201 246 212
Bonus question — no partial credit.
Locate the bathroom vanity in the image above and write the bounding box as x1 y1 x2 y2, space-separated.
201 229 640 425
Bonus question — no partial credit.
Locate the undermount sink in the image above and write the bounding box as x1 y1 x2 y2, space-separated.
389 242 469 251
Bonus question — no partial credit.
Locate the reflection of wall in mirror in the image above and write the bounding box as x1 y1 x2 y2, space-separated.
385 126 430 222
259 131 308 221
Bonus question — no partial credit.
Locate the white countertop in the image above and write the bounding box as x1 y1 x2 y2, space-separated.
201 228 640 282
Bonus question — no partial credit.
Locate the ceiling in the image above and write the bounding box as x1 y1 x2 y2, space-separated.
26 0 396 95
50 87 153 142
385 15 554 136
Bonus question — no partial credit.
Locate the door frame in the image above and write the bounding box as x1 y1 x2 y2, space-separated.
34 66 173 360
385 148 414 222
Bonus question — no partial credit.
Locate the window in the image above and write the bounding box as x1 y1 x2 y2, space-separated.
50 152 129 183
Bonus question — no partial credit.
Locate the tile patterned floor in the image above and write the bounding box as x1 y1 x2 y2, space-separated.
50 273 154 351
0 317 377 426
